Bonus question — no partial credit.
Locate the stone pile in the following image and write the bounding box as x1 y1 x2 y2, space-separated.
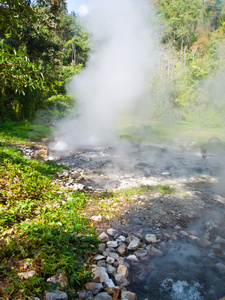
75 228 163 300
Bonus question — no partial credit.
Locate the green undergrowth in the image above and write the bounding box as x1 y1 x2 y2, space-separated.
0 121 53 144
0 143 99 299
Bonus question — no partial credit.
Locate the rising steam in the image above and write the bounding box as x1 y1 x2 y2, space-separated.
53 0 158 149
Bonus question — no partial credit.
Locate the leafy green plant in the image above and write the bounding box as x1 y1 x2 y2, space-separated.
0 143 99 299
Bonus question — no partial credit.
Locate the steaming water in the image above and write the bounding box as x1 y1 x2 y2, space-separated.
127 238 225 300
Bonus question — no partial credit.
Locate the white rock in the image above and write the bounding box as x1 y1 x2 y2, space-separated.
91 215 103 222
107 228 119 237
98 232 109 242
116 235 127 242
117 265 129 277
127 239 141 251
126 255 139 262
108 252 119 259
114 274 129 287
106 257 115 264
18 270 36 280
93 254 105 261
145 234 157 243
107 241 118 248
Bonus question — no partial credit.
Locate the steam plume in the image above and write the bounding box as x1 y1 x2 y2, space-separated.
54 0 157 149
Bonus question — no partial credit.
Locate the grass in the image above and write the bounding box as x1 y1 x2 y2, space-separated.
0 121 53 144
0 142 99 299
120 119 225 145
115 184 176 201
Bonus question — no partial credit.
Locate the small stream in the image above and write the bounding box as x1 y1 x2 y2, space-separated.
48 140 225 300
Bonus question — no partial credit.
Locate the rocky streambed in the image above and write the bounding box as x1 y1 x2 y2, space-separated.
22 139 225 299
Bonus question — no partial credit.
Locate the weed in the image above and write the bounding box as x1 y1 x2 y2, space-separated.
0 143 99 299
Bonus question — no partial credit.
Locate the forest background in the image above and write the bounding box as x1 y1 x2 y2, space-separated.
1 0 225 129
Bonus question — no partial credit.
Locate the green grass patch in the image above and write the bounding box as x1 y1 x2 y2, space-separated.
0 121 53 144
0 144 99 299
115 184 176 200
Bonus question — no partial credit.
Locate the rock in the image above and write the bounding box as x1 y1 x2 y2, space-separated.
77 290 94 300
215 236 225 244
105 287 120 300
133 231 144 241
180 230 189 237
93 255 105 261
135 249 148 258
219 227 225 239
45 289 68 300
189 235 198 240
91 215 103 222
196 238 212 248
117 265 129 277
85 282 104 295
98 232 109 242
126 255 139 262
117 243 127 256
18 270 36 279
106 257 115 264
104 278 116 288
116 235 127 242
107 241 118 248
94 292 112 300
127 238 141 251
114 274 129 287
107 228 119 237
216 262 225 274
146 245 163 256
47 271 69 288
121 230 129 237
121 289 137 300
106 264 117 275
145 234 158 243
92 267 109 283
97 260 106 267
108 252 119 260
98 243 106 253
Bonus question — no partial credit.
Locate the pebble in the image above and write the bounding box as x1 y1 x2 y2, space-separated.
98 232 109 242
126 254 139 262
117 243 127 256
45 289 68 300
94 292 112 300
84 282 103 294
18 270 36 279
107 228 119 237
127 239 141 251
145 234 157 243
107 241 118 248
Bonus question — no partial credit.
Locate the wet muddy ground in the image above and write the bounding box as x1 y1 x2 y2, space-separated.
44 140 225 299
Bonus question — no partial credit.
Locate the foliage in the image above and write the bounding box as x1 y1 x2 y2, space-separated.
0 143 98 299
0 0 89 122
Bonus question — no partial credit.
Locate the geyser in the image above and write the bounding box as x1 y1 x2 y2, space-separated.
53 0 157 149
